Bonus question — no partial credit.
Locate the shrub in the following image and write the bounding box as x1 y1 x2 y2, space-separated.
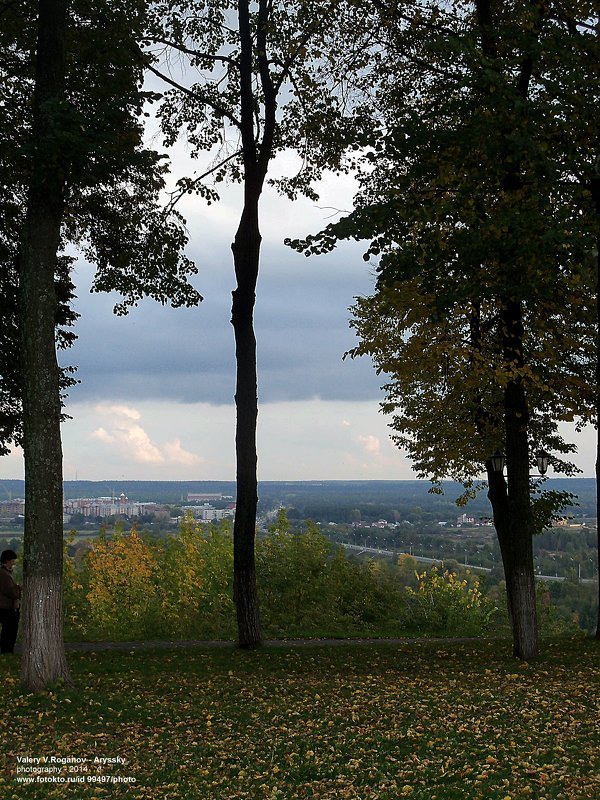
62 512 505 642
257 514 405 637
81 527 161 640
404 566 498 636
159 516 235 639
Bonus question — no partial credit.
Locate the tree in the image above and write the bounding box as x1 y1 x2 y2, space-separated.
290 0 598 659
18 0 73 690
5 0 200 691
146 0 374 647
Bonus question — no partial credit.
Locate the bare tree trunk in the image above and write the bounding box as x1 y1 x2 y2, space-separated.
19 0 72 691
231 203 262 648
226 0 280 649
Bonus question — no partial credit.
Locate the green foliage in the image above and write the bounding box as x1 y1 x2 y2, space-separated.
257 515 405 637
64 512 508 641
148 0 375 203
159 516 236 640
65 509 596 642
64 519 237 641
289 0 598 488
404 566 499 636
79 527 161 640
0 0 200 454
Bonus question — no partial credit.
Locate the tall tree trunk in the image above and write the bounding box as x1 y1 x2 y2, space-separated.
227 0 275 649
502 299 538 660
486 465 514 629
19 0 72 690
472 1 540 657
594 186 600 640
231 201 262 649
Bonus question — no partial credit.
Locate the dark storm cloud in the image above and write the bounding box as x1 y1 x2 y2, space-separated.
66 238 383 406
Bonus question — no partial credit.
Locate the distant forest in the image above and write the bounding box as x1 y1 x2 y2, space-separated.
0 478 595 524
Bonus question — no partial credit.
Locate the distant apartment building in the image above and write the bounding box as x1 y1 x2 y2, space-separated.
0 498 25 516
187 493 225 503
181 503 236 522
63 493 160 519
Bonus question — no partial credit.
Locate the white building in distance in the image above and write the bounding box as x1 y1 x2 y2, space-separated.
64 493 160 519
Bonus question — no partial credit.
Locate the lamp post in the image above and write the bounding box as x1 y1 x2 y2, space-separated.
490 450 506 474
489 449 551 477
535 449 550 476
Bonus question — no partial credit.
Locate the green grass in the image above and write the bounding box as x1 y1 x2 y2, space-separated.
1 637 598 799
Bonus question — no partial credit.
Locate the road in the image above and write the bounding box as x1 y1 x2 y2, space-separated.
335 542 597 583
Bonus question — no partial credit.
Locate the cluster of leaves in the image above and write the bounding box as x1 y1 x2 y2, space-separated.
257 510 407 637
64 520 235 641
1 638 598 799
144 0 380 207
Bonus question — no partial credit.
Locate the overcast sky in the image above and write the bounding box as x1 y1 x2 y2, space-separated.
0 152 594 482
0 161 421 481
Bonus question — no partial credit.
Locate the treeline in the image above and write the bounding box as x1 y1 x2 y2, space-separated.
2 479 595 521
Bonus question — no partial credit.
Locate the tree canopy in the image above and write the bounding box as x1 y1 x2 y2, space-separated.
290 0 598 488
0 0 201 455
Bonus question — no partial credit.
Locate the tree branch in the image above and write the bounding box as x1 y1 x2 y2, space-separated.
273 1 338 94
165 148 243 213
154 38 238 67
134 45 241 129
515 0 548 100
256 0 277 176
237 0 258 172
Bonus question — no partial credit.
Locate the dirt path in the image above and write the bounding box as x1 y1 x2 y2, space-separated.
50 636 482 652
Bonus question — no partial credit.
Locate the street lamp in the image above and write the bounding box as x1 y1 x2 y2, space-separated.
536 449 550 476
489 449 551 476
490 450 506 473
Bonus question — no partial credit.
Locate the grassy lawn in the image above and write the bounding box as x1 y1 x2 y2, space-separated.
1 637 598 799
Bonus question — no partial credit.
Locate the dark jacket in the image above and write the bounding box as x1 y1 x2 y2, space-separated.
0 565 21 610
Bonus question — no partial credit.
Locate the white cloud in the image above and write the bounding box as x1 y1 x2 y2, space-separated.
358 434 381 455
103 404 141 421
91 404 200 467
163 438 202 466
1 398 594 482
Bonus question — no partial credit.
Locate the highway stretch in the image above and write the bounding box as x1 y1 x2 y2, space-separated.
336 542 597 584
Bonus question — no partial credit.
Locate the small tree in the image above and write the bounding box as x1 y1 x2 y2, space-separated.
146 0 374 647
84 528 159 638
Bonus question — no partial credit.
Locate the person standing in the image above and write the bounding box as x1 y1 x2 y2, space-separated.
0 549 21 653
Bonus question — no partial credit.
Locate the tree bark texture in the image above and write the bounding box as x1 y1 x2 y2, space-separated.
19 0 72 690
486 465 514 629
594 178 600 640
501 299 538 661
231 201 263 648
